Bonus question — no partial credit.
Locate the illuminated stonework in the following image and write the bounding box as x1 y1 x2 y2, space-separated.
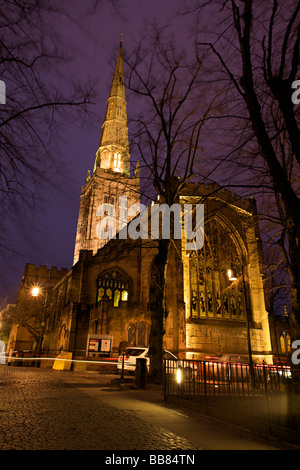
179 184 272 363
10 39 274 365
73 37 140 264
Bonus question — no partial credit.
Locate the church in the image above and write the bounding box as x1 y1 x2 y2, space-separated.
9 38 273 366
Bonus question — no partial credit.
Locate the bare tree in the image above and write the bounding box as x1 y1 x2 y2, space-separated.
0 289 45 348
124 26 218 381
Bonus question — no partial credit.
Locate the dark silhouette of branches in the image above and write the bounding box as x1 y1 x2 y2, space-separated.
0 0 96 254
123 25 220 381
181 0 300 337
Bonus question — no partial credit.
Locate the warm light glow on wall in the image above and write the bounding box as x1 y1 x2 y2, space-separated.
227 269 237 281
31 287 40 297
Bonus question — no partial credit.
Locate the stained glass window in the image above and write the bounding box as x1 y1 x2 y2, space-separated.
97 287 104 302
190 219 246 322
280 332 291 354
106 288 112 299
97 271 129 307
114 289 120 307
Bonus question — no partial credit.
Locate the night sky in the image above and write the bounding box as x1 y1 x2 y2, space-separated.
1 0 192 302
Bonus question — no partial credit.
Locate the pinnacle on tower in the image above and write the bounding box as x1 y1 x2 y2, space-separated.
93 35 130 175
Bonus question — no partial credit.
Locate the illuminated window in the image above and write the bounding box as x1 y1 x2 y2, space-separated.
113 152 122 172
114 290 120 307
121 290 128 301
280 332 291 354
190 219 245 322
97 271 129 307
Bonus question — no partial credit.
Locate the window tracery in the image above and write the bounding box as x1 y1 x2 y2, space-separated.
97 271 129 307
190 219 245 322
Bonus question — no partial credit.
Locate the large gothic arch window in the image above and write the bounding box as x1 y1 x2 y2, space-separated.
190 218 245 322
97 271 129 307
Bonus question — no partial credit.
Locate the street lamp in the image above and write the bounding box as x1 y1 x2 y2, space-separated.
31 286 48 366
31 287 40 297
227 265 255 387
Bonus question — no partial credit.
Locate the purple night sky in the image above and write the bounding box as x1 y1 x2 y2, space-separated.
1 0 193 302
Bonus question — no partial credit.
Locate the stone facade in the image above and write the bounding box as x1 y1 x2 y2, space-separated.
10 38 274 365
73 37 140 264
73 166 140 265
41 182 273 364
179 183 273 362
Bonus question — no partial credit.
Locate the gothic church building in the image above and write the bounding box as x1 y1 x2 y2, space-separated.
15 39 273 364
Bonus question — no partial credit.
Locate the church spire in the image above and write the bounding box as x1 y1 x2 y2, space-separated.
94 35 130 175
73 35 140 266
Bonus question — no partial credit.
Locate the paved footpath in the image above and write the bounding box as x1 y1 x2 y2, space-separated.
0 365 296 452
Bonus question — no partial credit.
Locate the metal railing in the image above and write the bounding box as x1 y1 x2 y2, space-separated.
164 358 300 438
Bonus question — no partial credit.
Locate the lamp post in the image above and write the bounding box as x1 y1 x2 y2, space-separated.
31 286 48 367
228 265 255 387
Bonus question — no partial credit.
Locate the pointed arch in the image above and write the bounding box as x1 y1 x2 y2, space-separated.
189 216 247 322
205 212 248 264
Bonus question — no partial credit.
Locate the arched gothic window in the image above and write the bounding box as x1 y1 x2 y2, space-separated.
97 271 129 307
190 219 246 322
128 321 150 347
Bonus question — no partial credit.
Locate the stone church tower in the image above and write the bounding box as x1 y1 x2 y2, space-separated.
73 36 140 264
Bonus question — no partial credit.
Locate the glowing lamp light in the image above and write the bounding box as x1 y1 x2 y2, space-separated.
176 368 182 384
227 268 237 281
31 287 40 297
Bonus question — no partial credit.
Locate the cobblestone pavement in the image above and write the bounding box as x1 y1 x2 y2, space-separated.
0 366 203 451
0 365 294 452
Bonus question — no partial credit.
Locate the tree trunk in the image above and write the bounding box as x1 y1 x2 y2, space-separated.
148 238 170 383
286 241 300 341
239 1 300 336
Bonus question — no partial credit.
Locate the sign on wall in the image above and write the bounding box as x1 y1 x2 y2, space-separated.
86 334 113 355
